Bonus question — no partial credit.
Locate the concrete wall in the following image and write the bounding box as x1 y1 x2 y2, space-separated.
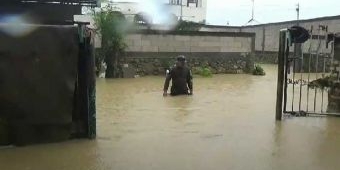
119 31 255 76
241 22 334 53
78 12 340 54
201 15 340 53
125 32 253 53
200 26 241 32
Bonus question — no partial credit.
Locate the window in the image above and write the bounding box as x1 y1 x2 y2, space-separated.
187 0 198 7
188 0 197 3
169 0 181 5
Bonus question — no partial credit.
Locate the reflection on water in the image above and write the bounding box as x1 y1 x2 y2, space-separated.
1 65 340 170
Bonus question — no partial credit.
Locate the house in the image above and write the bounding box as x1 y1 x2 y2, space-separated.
100 0 207 24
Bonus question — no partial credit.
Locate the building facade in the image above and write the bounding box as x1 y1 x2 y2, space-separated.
167 0 207 23
101 0 207 24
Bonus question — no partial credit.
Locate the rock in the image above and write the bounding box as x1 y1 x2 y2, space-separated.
236 69 243 74
122 66 136 78
192 67 202 74
142 63 155 75
217 67 226 73
241 61 247 68
209 67 217 74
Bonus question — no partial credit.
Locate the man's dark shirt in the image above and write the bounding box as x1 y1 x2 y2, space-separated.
163 66 193 96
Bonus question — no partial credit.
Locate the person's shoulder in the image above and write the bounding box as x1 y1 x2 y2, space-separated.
169 65 177 71
167 66 176 75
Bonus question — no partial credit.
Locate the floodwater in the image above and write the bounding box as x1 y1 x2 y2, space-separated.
1 65 340 170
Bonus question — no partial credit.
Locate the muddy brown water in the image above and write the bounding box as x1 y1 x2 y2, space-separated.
1 65 340 170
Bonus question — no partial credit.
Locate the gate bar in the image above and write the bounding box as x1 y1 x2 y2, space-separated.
284 111 340 117
313 27 322 112
321 53 326 113
306 26 313 112
283 33 291 114
320 26 328 113
298 43 304 111
291 56 296 112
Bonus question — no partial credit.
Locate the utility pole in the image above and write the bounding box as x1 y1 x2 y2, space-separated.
296 3 300 25
245 0 260 25
252 0 255 20
180 0 183 21
294 3 302 72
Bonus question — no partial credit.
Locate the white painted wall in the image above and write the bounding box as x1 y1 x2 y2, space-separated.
167 5 206 23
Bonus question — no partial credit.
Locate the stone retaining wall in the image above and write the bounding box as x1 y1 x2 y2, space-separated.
122 52 253 76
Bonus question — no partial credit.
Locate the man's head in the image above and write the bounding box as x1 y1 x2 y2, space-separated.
176 55 186 68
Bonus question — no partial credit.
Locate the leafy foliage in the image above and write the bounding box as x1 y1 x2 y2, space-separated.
200 67 213 77
175 21 202 31
253 65 266 76
93 6 127 78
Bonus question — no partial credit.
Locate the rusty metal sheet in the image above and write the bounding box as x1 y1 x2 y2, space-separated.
0 25 78 127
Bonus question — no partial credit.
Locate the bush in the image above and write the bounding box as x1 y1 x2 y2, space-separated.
253 65 266 76
175 21 202 31
199 67 213 77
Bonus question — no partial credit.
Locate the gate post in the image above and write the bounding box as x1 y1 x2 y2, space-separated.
276 30 287 120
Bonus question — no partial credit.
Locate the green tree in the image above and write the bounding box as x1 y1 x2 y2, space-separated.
93 6 127 78
175 21 202 31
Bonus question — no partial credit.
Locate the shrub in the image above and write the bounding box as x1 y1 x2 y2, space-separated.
199 67 213 77
253 65 266 76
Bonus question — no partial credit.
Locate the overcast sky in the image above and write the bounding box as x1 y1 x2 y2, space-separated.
207 0 339 26
111 0 340 26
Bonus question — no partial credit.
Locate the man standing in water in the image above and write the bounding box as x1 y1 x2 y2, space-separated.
163 55 193 96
